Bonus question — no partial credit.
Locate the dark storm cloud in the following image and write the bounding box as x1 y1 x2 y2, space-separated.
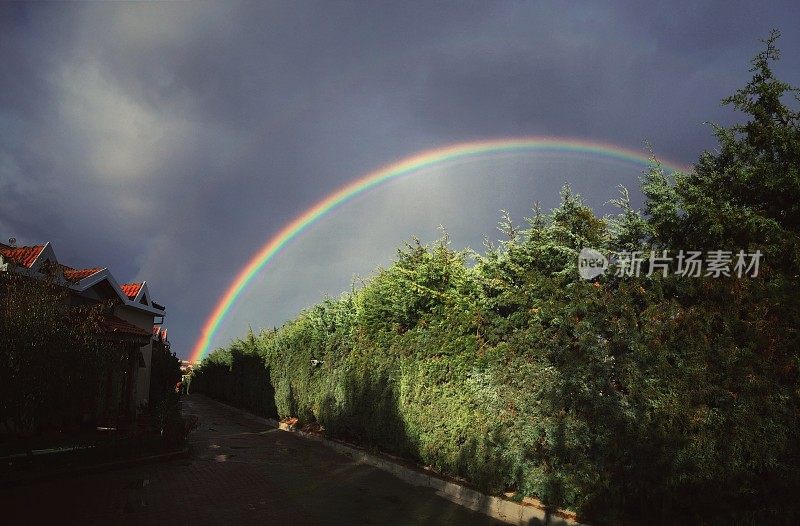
405 1 800 159
1 1 798 356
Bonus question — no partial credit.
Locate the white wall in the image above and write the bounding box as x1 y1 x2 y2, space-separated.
115 306 155 408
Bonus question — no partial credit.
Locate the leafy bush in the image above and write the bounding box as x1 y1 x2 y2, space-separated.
149 340 182 409
0 269 129 435
153 391 198 447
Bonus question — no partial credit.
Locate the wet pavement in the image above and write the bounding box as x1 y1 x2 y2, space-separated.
1 393 504 525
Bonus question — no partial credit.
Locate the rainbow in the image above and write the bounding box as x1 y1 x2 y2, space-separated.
189 137 689 362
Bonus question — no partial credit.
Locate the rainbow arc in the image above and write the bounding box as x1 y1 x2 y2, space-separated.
190 137 689 362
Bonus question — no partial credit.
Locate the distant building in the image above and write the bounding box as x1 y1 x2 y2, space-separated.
0 241 167 415
179 360 198 374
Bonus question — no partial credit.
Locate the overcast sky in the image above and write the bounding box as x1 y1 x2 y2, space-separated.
2 1 798 358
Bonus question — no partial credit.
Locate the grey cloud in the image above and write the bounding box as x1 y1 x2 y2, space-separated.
2 1 798 356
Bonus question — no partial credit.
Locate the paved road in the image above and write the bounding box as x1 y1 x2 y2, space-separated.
1 394 507 525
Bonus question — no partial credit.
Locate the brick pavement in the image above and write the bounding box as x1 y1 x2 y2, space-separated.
1 394 507 525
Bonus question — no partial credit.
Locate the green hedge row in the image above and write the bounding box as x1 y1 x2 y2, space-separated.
189 335 277 419
191 38 800 525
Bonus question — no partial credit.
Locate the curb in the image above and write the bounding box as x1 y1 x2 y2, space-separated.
1 447 190 488
209 397 587 526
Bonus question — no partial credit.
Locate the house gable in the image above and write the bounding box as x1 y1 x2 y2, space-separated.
2 240 166 316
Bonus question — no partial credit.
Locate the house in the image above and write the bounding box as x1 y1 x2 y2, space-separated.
0 241 167 417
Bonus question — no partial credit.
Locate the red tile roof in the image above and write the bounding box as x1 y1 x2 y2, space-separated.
99 315 151 338
58 264 102 282
0 244 45 268
2 242 164 312
120 283 142 299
